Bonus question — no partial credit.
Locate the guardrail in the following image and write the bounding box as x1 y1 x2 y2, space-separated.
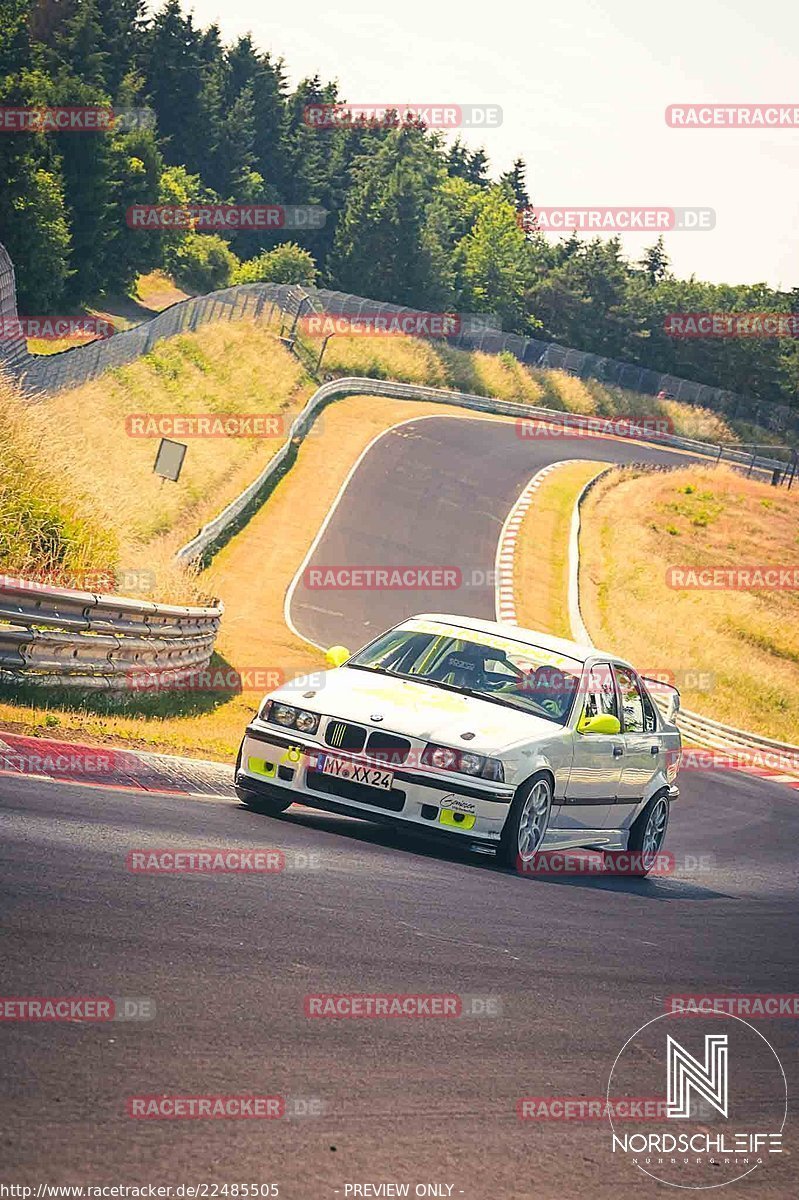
0 579 222 690
177 375 794 564
173 372 798 765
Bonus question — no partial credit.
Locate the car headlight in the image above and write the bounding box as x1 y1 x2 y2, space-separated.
458 752 484 775
260 700 320 735
421 743 504 782
429 746 458 770
273 703 298 727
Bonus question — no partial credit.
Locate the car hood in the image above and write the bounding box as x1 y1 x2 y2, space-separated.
271 667 563 752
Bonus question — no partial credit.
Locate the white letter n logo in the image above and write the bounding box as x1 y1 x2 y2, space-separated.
666 1034 728 1119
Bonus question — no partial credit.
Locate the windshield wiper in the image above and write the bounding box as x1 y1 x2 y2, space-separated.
348 663 472 693
345 663 397 677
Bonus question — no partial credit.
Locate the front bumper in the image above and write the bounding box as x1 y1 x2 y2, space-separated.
236 723 515 845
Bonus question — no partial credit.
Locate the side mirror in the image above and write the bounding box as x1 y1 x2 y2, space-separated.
578 713 622 736
325 645 350 668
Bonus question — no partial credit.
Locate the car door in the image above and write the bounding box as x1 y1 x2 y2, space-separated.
613 665 662 819
560 662 623 829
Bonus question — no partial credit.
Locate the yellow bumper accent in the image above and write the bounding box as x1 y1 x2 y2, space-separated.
247 756 276 778
439 808 476 830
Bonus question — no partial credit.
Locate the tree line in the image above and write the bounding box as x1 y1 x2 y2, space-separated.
0 0 796 407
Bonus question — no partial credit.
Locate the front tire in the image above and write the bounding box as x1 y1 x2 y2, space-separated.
236 786 293 816
234 742 293 816
497 772 553 869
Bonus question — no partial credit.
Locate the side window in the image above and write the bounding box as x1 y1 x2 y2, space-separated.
615 667 651 733
640 683 658 733
582 663 618 721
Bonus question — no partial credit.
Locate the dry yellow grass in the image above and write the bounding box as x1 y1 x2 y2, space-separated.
10 317 745 607
0 378 117 580
543 370 598 414
2 303 786 755
579 465 799 740
18 321 313 601
441 348 550 405
303 328 741 443
320 332 450 387
134 271 191 311
0 397 511 758
514 461 612 639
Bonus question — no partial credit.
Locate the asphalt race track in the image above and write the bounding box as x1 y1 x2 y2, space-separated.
288 415 693 648
2 415 797 1197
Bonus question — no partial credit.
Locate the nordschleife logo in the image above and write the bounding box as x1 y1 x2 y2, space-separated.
666 1033 728 1119
606 1012 787 1189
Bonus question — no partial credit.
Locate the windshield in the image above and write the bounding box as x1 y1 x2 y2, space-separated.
348 618 584 724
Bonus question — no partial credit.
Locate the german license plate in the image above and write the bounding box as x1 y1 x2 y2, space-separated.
317 755 394 791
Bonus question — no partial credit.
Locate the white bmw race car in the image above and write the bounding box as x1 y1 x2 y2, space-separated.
235 614 682 873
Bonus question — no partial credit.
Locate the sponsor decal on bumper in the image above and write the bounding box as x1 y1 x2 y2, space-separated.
238 729 507 840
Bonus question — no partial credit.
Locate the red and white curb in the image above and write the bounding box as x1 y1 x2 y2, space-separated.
0 731 234 797
494 461 582 625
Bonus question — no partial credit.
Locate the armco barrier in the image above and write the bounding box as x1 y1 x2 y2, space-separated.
176 376 791 564
0 579 222 690
175 373 798 763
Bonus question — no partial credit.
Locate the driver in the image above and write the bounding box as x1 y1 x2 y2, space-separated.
522 665 578 720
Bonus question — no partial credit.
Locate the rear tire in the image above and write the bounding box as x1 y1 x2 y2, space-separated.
497 772 553 869
604 792 669 876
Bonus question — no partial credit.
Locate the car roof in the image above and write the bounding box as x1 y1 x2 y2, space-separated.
408 613 633 668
